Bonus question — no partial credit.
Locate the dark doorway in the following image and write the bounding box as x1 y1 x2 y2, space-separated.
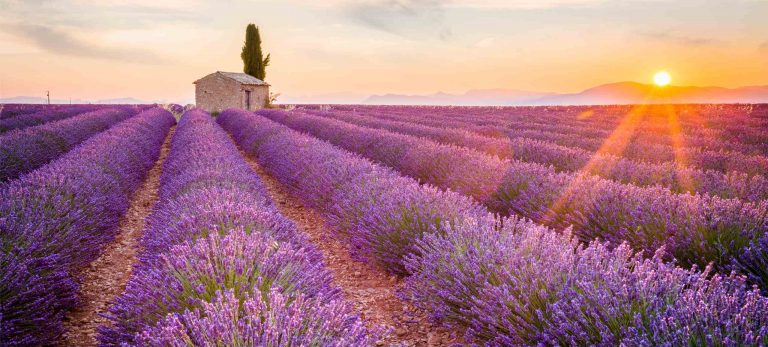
245 90 252 110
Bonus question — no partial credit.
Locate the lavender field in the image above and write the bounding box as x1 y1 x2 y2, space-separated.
1 103 768 346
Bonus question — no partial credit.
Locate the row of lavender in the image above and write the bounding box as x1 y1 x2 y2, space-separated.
0 104 42 119
0 105 99 133
0 108 174 345
467 104 768 150
327 106 768 176
220 109 768 345
0 106 144 182
0 104 88 119
320 104 768 154
260 109 768 288
321 104 768 132
307 109 768 201
496 115 765 155
99 110 375 345
503 125 768 175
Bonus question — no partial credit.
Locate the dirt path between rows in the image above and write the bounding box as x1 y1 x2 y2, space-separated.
243 154 463 347
61 127 175 346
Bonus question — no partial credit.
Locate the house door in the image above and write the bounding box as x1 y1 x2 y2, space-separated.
244 90 252 110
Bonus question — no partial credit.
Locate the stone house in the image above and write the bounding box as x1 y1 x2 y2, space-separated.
194 71 270 113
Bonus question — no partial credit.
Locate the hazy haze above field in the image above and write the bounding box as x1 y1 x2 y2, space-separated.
0 0 767 104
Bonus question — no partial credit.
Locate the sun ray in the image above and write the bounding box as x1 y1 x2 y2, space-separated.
541 84 674 229
661 103 694 193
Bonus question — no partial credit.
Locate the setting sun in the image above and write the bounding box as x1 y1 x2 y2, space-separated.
654 71 672 87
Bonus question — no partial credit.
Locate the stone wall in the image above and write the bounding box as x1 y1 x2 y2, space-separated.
195 74 269 113
241 84 270 111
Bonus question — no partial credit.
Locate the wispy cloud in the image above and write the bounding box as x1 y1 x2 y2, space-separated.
640 30 722 47
444 0 608 9
344 0 451 39
0 0 201 30
0 23 167 63
302 0 611 10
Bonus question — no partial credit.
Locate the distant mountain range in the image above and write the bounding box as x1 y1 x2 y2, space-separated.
364 89 555 106
4 82 768 106
363 82 768 106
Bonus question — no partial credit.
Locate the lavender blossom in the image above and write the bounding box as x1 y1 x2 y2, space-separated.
137 289 375 346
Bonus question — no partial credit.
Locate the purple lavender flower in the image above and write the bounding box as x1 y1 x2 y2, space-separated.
137 289 375 346
405 216 768 345
102 228 340 344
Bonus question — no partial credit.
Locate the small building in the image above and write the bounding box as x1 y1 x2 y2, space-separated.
193 71 270 113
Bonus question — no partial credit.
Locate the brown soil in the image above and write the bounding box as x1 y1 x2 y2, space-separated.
243 154 464 347
61 127 175 346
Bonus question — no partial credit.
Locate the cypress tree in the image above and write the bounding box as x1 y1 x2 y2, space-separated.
241 24 270 80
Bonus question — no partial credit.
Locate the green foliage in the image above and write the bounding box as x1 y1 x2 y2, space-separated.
267 92 281 108
241 24 270 80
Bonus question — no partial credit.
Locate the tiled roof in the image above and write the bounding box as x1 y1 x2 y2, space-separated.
195 71 269 86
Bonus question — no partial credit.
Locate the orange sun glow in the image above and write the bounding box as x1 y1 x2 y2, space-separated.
654 71 672 87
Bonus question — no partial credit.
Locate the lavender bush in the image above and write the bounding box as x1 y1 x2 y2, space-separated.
0 253 77 346
0 106 141 181
137 289 372 347
100 110 375 346
406 216 768 345
0 107 174 345
163 103 186 117
103 228 341 344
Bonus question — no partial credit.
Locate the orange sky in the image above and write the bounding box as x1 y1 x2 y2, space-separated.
1 0 766 103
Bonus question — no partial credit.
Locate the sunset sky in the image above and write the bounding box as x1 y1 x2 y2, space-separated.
1 0 767 103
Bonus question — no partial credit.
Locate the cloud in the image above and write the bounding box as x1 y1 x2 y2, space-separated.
444 0 608 9
344 0 451 39
640 30 722 47
302 0 610 10
0 1 201 30
0 23 167 63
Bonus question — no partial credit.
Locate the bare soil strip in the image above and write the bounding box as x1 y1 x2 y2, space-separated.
61 127 175 346
243 154 463 347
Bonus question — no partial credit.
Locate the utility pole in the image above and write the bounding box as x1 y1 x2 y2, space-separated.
46 91 50 105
